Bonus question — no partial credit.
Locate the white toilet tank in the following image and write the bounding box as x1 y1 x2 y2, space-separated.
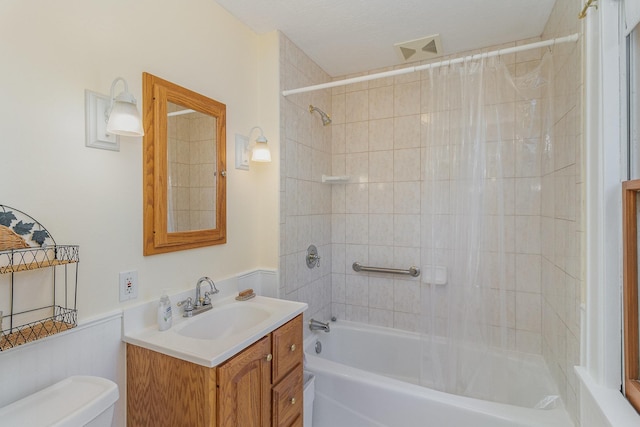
0 375 119 427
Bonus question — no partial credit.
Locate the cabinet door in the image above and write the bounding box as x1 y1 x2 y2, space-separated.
272 315 303 384
217 336 272 427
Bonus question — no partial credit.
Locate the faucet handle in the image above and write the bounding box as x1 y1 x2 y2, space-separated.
203 291 212 306
177 297 194 317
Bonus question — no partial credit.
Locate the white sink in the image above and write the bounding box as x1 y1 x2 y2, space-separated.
177 304 271 340
123 294 307 367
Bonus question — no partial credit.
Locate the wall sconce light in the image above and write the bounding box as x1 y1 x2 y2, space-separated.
249 126 271 163
235 126 271 170
85 77 144 151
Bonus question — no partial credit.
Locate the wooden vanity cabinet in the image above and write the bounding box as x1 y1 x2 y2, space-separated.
127 314 304 427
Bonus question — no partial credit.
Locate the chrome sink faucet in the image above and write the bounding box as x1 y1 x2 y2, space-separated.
178 277 220 317
195 276 219 308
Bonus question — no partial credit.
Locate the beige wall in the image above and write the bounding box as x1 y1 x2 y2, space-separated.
0 0 280 319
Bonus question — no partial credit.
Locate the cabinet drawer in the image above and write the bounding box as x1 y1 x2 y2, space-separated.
272 366 303 427
272 315 303 383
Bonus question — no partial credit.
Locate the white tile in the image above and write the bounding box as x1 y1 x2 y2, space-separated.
369 118 395 151
514 216 540 254
332 124 346 154
331 273 346 303
394 148 421 181
332 153 346 176
515 177 541 215
393 247 421 273
346 244 369 269
394 312 421 332
516 292 541 332
394 115 421 149
394 181 421 214
394 280 421 313
346 183 369 213
346 121 369 153
345 214 369 244
394 81 421 116
345 90 369 122
332 244 346 274
331 214 346 244
369 214 394 246
369 245 395 269
394 214 421 247
369 150 394 183
346 152 369 182
369 182 394 214
515 254 541 293
346 274 368 306
346 305 369 322
332 302 346 320
331 93 346 125
516 330 542 354
331 183 346 214
369 86 394 119
369 276 394 310
369 308 395 328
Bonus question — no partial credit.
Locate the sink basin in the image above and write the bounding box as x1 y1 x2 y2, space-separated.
123 294 308 367
177 303 271 340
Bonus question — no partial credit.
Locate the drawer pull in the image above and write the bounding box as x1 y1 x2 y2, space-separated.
290 397 296 405
265 353 273 362
290 344 296 352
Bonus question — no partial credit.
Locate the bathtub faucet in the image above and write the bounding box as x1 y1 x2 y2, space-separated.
309 318 330 332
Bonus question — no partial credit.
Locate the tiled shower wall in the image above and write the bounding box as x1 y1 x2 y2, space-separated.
278 5 583 420
540 0 583 421
278 34 333 327
329 44 551 352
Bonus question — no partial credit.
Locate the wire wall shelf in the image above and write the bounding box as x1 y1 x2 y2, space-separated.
0 205 79 351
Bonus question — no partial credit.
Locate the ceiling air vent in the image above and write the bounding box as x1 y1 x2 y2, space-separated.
394 34 443 62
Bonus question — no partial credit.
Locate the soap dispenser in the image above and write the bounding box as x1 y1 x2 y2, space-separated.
157 291 172 331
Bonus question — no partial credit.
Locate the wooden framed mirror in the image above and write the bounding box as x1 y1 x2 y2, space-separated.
143 72 226 255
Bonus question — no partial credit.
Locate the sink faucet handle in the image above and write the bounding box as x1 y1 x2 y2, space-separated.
203 291 212 306
177 297 194 317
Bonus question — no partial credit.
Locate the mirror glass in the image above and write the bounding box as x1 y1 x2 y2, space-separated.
143 73 226 255
166 101 217 232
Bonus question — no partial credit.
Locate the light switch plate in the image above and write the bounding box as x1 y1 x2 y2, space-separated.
235 134 250 170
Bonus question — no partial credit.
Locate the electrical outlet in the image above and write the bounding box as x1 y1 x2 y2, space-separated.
119 270 138 301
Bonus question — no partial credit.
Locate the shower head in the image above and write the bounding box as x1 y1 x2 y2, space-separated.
309 104 332 126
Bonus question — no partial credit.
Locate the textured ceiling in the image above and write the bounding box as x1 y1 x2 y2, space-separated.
214 0 557 77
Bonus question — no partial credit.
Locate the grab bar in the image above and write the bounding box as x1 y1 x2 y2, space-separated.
352 262 420 278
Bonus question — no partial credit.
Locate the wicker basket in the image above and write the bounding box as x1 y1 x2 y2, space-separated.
0 225 29 251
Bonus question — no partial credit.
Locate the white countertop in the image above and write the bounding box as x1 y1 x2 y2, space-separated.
123 295 307 368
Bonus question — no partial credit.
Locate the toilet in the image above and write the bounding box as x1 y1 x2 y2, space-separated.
0 376 119 427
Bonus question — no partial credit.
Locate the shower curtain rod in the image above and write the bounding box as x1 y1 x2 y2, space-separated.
282 33 580 97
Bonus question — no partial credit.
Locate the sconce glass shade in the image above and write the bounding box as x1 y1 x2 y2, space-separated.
251 139 271 162
249 127 271 163
105 78 144 137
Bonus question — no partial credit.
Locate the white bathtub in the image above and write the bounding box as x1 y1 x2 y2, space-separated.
304 320 574 427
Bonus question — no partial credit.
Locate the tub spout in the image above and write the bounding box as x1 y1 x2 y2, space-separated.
309 318 330 332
